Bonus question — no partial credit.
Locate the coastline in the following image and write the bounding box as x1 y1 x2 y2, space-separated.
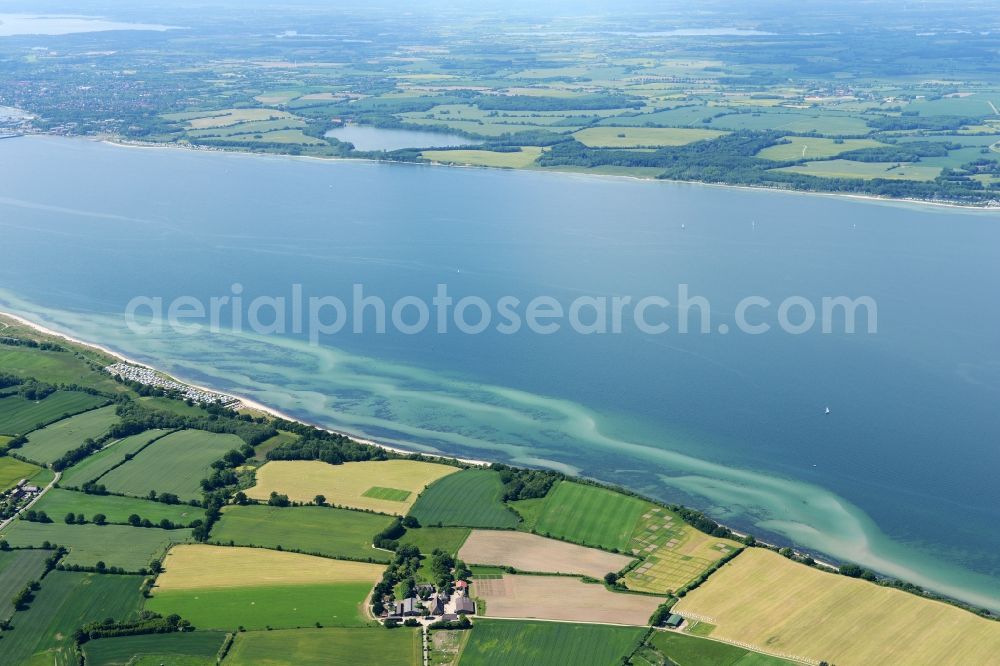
94 134 1000 213
0 309 490 468
0 308 835 566
0 308 990 608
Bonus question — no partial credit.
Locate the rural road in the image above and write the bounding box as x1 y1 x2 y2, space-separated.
0 470 61 532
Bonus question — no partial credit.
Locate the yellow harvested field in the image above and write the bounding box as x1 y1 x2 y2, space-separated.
572 126 724 148
674 549 1000 665
473 575 664 626
624 515 741 594
247 459 459 514
254 91 302 105
154 545 384 591
422 147 543 168
185 109 296 129
459 530 634 579
774 159 941 181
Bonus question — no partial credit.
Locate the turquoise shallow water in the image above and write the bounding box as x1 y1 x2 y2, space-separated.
1 136 999 608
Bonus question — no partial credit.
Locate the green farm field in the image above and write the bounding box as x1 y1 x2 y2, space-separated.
409 469 519 529
57 429 172 489
147 582 375 630
186 118 307 138
573 126 724 147
362 486 412 502
225 627 422 666
99 429 245 500
0 455 42 491
0 521 189 570
756 136 886 160
82 631 228 666
0 549 51 620
148 545 383 629
0 571 143 666
252 430 299 460
458 619 646 666
210 504 395 562
774 160 942 181
512 481 648 552
138 396 207 418
709 111 870 135
241 129 325 145
0 391 107 436
0 342 123 394
405 117 571 137
595 105 722 127
173 108 297 129
398 526 471 556
21 405 119 464
645 631 795 666
33 488 202 526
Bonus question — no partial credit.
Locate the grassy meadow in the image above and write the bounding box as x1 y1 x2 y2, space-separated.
210 504 395 562
0 391 107 436
149 545 383 630
708 111 871 135
408 468 519 529
174 108 297 129
362 486 412 502
0 521 188 571
397 526 471 556
21 405 119 464
0 571 143 666
459 619 646 666
0 340 123 394
82 631 228 666
573 126 725 147
512 481 648 552
247 459 458 514
0 455 42 491
99 430 245 500
645 631 795 666
251 430 300 459
0 549 51 620
775 159 942 181
57 429 172 489
148 582 376 631
137 395 208 418
225 627 422 666
756 136 886 160
32 488 202 526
